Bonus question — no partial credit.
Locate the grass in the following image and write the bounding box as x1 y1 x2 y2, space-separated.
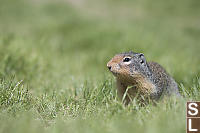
0 0 200 132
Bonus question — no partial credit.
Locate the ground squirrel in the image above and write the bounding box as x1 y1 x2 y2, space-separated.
107 51 180 104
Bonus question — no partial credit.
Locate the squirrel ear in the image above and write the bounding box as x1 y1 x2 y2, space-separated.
139 53 144 57
138 53 146 64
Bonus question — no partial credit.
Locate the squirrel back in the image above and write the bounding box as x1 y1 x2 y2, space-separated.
147 61 180 99
107 51 180 103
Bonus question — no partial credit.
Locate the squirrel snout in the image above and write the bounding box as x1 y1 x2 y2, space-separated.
107 66 112 71
107 63 120 72
107 63 112 71
107 61 112 71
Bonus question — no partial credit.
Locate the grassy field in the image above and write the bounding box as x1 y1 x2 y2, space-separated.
0 0 200 132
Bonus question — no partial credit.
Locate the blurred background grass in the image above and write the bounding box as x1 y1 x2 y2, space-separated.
0 0 200 133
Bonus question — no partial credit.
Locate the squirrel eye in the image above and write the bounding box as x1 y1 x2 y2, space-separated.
123 57 131 62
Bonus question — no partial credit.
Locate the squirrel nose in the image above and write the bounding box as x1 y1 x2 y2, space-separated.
108 66 112 70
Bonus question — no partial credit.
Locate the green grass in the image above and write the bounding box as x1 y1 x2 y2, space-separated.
0 0 200 132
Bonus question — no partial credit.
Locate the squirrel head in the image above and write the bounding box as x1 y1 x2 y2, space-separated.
107 51 150 80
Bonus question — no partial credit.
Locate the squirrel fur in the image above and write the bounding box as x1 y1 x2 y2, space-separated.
107 51 180 104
